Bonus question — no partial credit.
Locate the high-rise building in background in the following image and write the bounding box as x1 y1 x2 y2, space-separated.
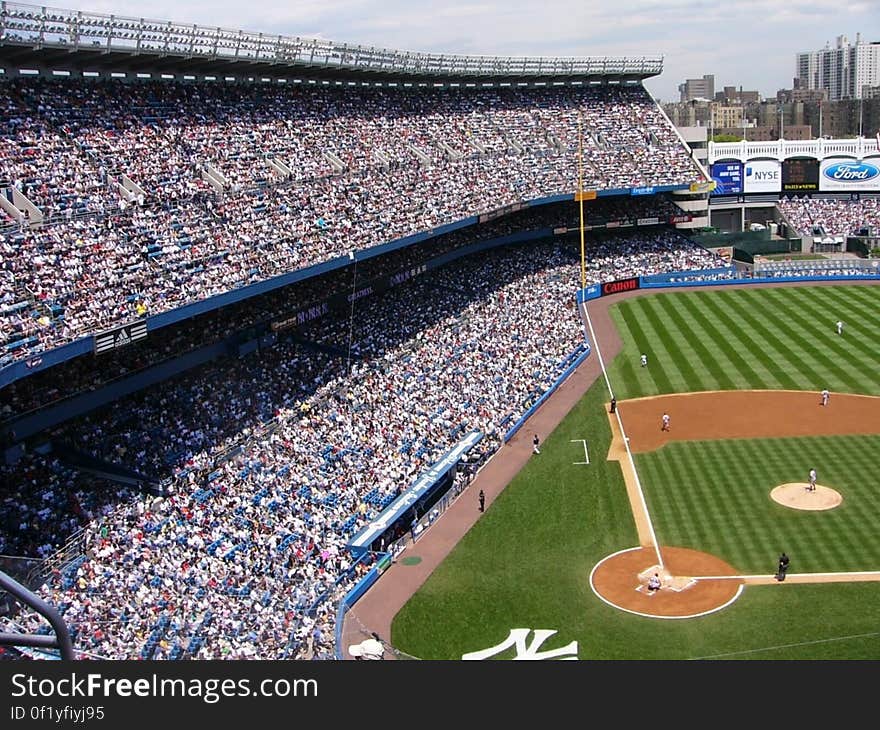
796 33 880 101
678 74 715 102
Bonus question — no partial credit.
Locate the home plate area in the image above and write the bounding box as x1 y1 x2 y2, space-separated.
635 565 696 595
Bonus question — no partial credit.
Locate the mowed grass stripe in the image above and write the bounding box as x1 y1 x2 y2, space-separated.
730 288 864 392
673 292 771 389
769 285 879 355
686 292 789 389
650 295 726 390
631 296 712 392
710 439 777 569
615 354 643 400
711 439 766 550
774 286 880 369
607 308 651 396
806 437 875 569
776 289 880 391
629 296 697 392
717 289 821 391
715 287 823 388
615 302 675 394
680 443 748 563
635 448 697 550
637 435 880 574
756 290 869 392
819 286 880 332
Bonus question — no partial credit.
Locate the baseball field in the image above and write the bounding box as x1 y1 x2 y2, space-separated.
385 283 880 660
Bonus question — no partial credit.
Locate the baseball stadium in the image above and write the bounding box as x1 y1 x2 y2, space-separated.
0 2 878 665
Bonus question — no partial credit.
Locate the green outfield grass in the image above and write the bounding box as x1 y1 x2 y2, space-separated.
761 253 827 261
637 435 880 574
607 284 880 399
390 283 880 660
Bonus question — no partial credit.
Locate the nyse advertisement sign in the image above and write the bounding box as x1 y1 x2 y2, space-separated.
710 161 743 195
782 158 819 192
743 160 781 193
819 158 880 191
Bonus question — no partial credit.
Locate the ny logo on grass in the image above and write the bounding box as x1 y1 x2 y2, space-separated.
462 629 578 660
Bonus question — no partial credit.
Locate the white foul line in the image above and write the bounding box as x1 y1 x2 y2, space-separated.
579 299 664 570
570 439 590 464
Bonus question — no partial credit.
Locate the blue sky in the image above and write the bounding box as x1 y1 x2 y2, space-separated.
77 1 880 102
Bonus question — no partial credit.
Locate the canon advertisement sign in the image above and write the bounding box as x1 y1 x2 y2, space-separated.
601 277 641 296
819 158 880 191
743 160 781 193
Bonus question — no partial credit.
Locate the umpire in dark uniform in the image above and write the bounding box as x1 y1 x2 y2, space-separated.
478 489 485 513
777 552 790 581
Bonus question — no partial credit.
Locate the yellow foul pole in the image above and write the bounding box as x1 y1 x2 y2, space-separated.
578 111 586 290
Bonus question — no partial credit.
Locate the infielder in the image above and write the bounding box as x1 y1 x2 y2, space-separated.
661 412 670 432
808 468 817 491
821 389 830 407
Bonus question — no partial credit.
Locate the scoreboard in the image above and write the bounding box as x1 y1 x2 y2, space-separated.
781 158 819 192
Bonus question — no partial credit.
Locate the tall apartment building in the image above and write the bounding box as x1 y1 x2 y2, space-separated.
678 74 715 102
796 33 880 100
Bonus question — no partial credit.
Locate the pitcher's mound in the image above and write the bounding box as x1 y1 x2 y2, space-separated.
771 483 842 511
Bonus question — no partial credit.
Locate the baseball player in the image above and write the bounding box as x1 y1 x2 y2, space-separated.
836 320 843 335
532 434 541 455
640 353 648 367
820 389 830 407
661 412 670 432
808 468 817 491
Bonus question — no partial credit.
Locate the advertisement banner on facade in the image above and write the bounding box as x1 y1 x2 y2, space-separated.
601 277 640 297
689 181 716 193
94 320 147 354
743 160 781 193
710 161 743 195
819 158 880 192
782 158 819 192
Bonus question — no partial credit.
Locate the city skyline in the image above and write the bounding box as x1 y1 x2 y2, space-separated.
63 1 880 101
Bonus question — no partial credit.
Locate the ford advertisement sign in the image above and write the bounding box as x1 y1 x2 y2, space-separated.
820 159 880 191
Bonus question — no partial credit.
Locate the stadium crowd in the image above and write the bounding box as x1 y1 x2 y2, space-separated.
0 197 682 417
4 229 726 660
777 197 880 237
0 79 703 364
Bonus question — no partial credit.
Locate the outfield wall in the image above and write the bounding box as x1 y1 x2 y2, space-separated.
577 269 880 302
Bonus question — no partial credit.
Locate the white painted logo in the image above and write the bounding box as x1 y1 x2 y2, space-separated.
462 629 578 660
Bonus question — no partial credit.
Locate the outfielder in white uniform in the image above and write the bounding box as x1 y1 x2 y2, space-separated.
836 320 843 335
640 353 648 367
